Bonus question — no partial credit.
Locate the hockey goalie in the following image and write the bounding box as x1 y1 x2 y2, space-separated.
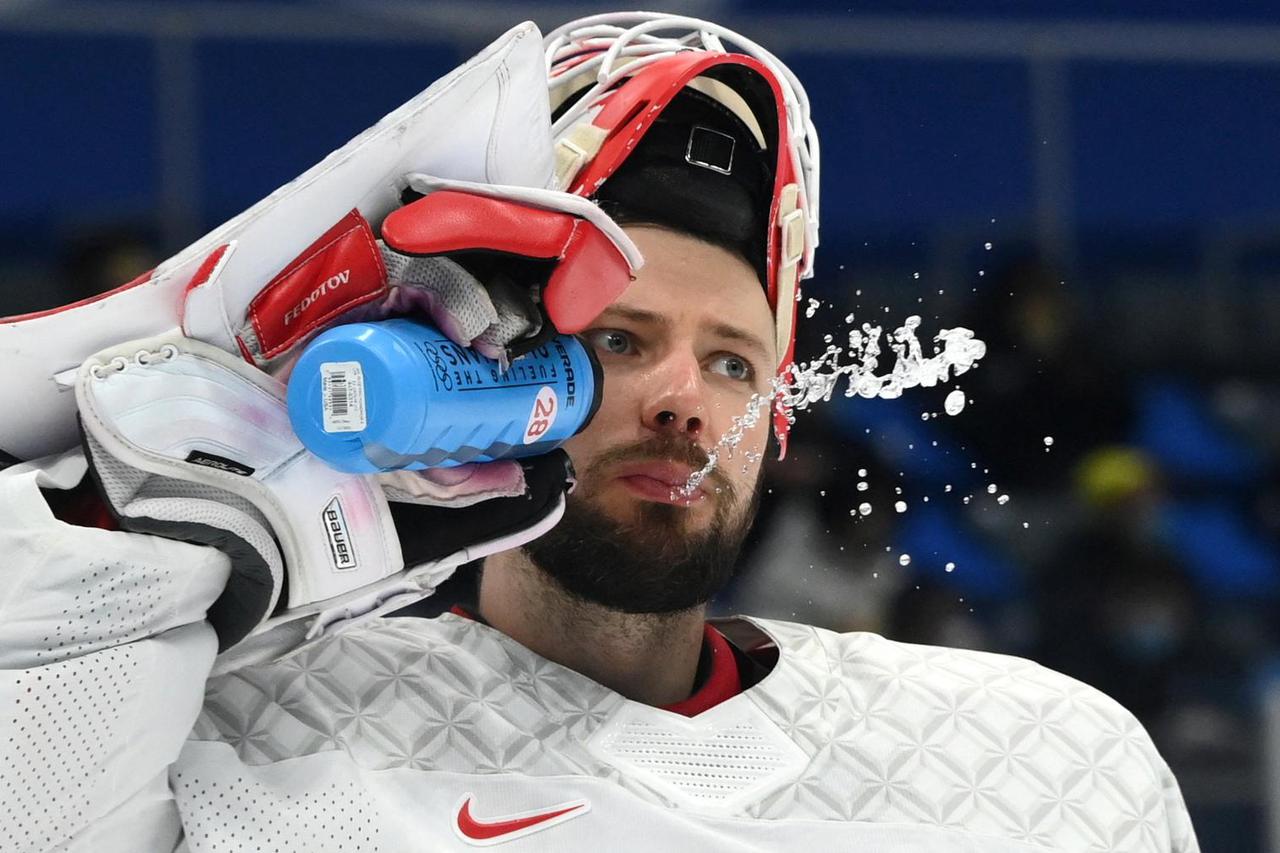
0 12 1197 852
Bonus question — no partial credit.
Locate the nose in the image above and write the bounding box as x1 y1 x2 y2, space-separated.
643 351 706 438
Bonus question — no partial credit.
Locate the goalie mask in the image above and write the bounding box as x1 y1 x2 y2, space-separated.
544 13 821 457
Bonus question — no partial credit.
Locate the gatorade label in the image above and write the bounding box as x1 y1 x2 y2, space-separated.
321 361 367 433
523 386 559 444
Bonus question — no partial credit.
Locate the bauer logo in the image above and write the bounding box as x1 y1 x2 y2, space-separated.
523 386 558 444
322 496 358 571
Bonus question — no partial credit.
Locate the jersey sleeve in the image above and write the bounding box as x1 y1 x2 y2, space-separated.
0 453 232 853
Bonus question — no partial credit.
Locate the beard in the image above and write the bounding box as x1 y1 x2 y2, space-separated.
522 434 764 614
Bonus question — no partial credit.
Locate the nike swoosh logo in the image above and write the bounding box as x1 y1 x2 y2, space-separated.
453 794 591 846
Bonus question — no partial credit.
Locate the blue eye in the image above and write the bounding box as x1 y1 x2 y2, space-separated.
586 329 634 355
710 354 753 381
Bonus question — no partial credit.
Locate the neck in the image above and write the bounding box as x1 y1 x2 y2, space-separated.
478 549 707 706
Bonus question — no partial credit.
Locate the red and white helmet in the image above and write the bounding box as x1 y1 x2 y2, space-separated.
543 13 820 458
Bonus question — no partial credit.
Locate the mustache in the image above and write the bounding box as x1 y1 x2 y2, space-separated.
587 435 732 495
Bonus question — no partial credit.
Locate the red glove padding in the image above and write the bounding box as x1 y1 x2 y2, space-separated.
382 190 633 337
235 188 634 368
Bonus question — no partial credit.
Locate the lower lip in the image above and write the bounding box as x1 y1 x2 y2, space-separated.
618 475 704 506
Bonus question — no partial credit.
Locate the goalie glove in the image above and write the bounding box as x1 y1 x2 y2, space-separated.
75 333 573 670
184 177 633 496
185 178 637 508
189 176 640 374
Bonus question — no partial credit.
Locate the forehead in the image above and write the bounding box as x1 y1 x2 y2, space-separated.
612 225 775 346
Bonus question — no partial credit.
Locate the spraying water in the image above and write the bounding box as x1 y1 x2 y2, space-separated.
674 315 987 498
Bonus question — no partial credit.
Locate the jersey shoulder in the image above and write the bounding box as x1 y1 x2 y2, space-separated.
732 614 1198 851
746 613 1138 723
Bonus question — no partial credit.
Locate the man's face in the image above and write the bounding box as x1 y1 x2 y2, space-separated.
522 225 777 613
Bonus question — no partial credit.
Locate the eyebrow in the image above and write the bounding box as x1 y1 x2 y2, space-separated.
596 304 772 361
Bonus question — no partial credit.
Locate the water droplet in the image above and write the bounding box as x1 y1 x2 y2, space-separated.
945 562 956 572
805 297 821 318
912 271 920 280
844 313 855 323
857 468 868 477
1043 436 1055 447
894 501 907 513
1022 521 1030 528
899 554 912 566
944 484 952 492
944 389 966 415
858 502 873 516
984 242 993 250
997 494 1010 505
857 481 869 491
987 484 998 494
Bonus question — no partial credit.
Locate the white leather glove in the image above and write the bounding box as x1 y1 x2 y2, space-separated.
75 333 573 671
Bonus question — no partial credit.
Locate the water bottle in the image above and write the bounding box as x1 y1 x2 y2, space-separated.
287 318 602 473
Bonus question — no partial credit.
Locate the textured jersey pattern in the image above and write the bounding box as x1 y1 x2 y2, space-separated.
742 620 1197 852
189 614 1196 852
193 615 657 793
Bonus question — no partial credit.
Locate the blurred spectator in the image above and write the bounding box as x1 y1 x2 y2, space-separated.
1033 447 1200 721
951 252 1133 486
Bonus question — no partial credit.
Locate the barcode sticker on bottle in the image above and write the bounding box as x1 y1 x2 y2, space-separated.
321 361 367 433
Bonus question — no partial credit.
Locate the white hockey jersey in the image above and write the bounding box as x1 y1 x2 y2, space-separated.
0 453 1199 852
